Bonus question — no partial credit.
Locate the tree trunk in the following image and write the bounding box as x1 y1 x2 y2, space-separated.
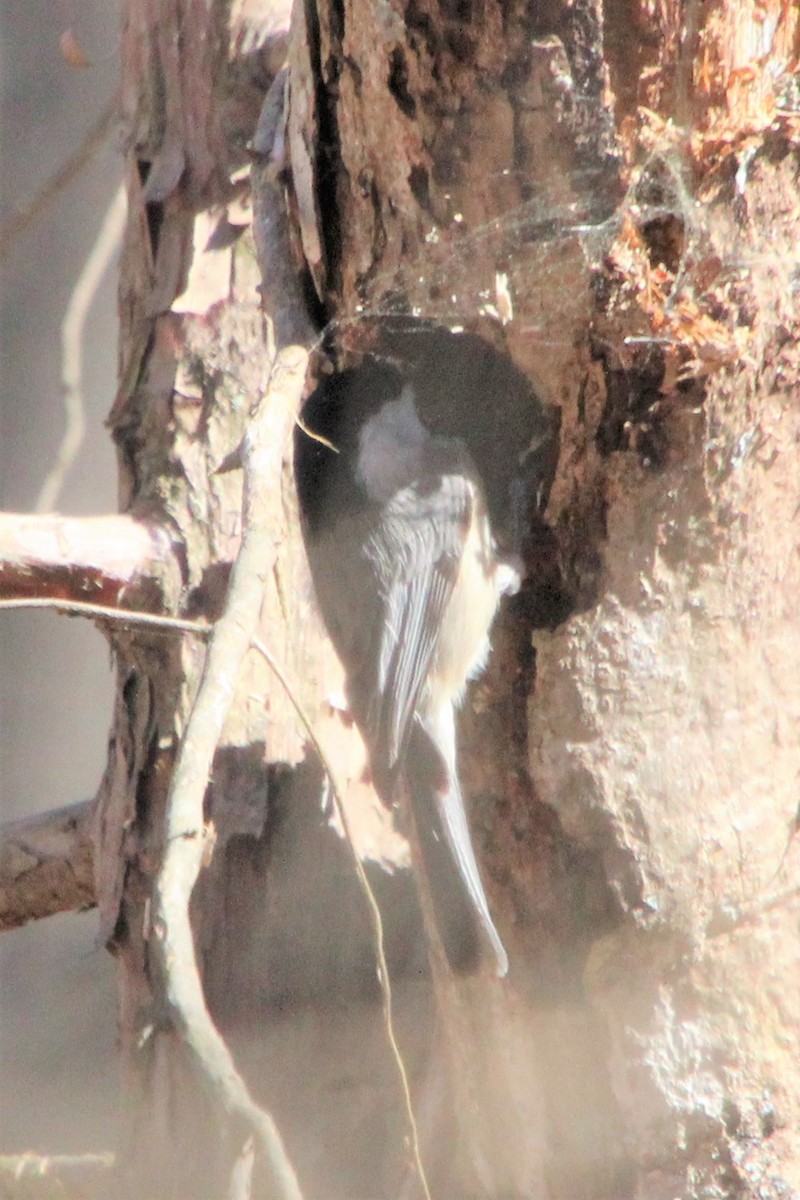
90 0 800 1197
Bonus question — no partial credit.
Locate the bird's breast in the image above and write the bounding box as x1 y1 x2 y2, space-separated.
427 504 500 707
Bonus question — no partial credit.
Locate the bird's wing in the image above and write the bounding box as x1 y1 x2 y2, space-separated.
354 471 473 786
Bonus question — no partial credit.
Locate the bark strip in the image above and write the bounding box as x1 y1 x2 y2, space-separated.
149 346 309 1200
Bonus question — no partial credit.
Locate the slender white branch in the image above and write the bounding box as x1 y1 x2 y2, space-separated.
36 182 127 514
150 345 309 1200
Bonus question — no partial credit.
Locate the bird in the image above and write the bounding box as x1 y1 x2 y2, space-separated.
294 352 549 977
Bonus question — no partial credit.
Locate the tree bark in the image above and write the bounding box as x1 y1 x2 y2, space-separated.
282 0 800 1195
29 0 800 1197
0 801 94 930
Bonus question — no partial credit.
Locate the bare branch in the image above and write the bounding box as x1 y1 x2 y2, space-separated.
36 183 127 514
0 801 95 930
0 513 175 604
0 1152 115 1199
150 346 309 1200
0 596 210 636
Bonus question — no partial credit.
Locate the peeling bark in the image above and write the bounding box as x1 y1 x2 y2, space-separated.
282 0 800 1196
6 0 796 1196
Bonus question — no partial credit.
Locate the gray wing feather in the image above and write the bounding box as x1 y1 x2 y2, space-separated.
364 473 471 775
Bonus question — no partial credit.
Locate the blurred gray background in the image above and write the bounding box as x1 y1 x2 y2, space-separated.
1 1 123 1152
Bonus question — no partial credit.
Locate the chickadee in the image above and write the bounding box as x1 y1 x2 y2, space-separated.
295 360 523 977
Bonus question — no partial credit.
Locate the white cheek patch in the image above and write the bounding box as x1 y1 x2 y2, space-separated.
496 556 522 597
428 502 499 702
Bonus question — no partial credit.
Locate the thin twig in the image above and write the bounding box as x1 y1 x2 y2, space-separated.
149 346 308 1200
0 535 429 1186
0 569 432 1194
0 596 209 636
0 96 119 267
36 182 127 513
251 636 433 1200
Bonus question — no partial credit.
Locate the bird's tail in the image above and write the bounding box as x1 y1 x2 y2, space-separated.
406 704 508 978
